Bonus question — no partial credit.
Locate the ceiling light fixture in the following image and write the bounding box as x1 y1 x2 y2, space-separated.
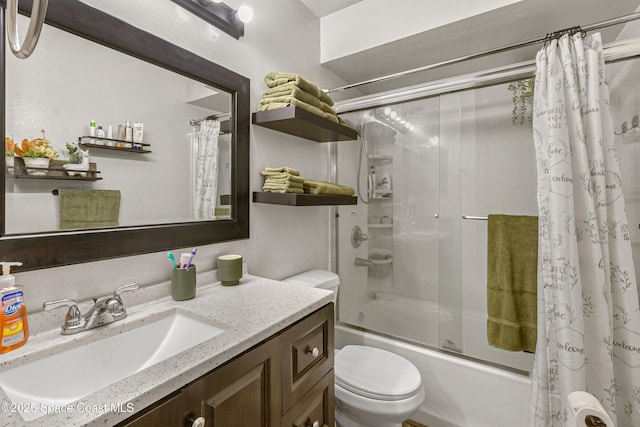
235 5 253 23
171 0 250 39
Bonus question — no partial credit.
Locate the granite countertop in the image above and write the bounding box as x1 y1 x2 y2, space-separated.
0 273 333 426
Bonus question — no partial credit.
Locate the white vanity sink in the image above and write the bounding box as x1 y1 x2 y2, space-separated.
0 312 224 421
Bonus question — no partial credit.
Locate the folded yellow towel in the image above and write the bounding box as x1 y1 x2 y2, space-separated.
260 85 336 116
262 184 304 194
260 171 305 183
258 99 340 124
486 214 538 353
264 72 334 106
264 179 303 189
303 179 356 196
262 166 300 176
264 177 304 187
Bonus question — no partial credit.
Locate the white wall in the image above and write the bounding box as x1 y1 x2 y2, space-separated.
8 0 348 312
320 0 521 63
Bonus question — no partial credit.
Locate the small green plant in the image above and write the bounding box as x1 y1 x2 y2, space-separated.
508 78 535 127
65 142 84 164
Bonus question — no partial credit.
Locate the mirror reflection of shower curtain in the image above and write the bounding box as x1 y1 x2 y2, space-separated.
192 119 220 219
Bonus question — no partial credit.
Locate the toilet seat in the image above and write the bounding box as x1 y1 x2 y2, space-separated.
335 345 422 401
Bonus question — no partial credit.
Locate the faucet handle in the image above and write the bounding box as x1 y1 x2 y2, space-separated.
113 282 139 297
43 298 85 329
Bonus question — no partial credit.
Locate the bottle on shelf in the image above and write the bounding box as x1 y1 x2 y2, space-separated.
368 166 376 199
89 120 100 145
96 125 111 146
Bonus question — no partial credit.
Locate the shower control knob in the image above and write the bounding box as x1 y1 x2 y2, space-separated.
307 346 320 358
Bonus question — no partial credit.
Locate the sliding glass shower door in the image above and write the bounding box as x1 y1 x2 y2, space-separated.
336 79 538 372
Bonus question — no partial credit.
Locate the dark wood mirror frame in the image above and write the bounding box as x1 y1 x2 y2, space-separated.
0 0 250 271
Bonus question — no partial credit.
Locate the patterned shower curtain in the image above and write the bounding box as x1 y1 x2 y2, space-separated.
528 32 640 427
192 119 220 219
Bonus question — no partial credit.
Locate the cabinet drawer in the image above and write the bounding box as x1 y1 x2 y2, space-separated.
280 303 334 413
281 370 334 427
119 392 183 427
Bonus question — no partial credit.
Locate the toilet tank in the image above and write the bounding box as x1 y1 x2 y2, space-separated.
283 270 340 301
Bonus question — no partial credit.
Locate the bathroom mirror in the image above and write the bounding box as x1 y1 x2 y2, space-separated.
0 0 250 270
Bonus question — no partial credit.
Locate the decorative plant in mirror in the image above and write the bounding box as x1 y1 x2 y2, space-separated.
13 129 58 175
5 137 15 174
63 142 90 176
508 78 535 127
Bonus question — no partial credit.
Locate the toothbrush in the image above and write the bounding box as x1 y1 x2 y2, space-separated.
167 252 177 269
185 247 197 270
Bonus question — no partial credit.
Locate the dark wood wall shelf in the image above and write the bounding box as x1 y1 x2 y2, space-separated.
7 159 102 181
253 191 357 206
78 136 152 153
252 106 358 142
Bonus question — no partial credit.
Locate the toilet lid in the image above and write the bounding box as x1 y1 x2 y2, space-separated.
335 345 422 401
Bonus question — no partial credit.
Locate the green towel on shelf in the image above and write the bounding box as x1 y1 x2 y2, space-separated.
260 85 337 116
486 214 538 353
262 166 301 176
264 178 304 187
59 189 121 230
264 72 334 106
260 172 306 183
257 99 340 124
262 184 304 194
264 179 304 190
303 179 356 196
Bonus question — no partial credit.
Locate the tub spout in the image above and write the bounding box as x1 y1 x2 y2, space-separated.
355 257 373 267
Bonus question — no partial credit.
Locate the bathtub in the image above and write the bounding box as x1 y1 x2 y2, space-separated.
340 291 454 349
336 320 531 427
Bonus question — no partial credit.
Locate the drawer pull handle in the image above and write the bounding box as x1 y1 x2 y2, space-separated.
191 416 206 427
307 346 320 358
305 420 320 427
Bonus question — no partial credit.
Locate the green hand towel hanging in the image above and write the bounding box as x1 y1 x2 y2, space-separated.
486 214 538 353
59 189 121 230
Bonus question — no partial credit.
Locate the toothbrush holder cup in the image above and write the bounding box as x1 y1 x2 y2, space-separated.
171 265 196 301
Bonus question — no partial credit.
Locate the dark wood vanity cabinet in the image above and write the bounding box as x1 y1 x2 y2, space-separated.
118 303 334 427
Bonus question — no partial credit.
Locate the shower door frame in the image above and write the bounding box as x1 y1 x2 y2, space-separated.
330 35 640 372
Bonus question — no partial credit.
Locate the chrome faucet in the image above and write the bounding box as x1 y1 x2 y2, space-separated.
44 283 139 335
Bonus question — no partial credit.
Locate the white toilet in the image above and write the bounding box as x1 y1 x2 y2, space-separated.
284 270 425 427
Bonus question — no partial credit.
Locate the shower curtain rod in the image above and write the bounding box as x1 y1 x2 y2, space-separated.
325 11 640 94
189 112 230 126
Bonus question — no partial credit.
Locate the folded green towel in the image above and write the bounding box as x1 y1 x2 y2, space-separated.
262 166 300 176
262 185 304 194
260 85 336 116
264 177 304 187
260 172 306 184
303 179 356 196
264 72 334 106
486 214 538 353
59 189 121 230
258 99 340 124
264 179 304 190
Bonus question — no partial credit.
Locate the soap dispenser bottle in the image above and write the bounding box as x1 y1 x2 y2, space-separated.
0 262 28 353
